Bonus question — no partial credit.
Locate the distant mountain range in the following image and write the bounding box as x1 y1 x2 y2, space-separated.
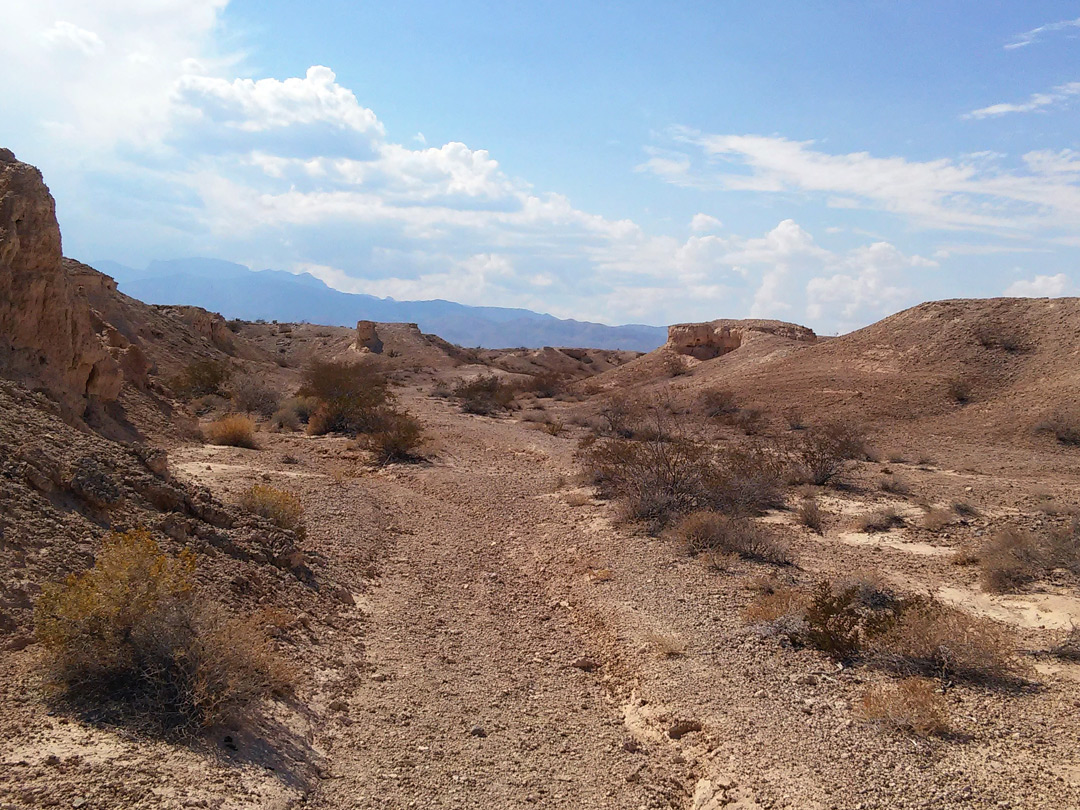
90 258 666 352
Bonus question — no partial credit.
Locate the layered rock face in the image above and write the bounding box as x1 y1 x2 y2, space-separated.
667 318 816 360
0 149 120 411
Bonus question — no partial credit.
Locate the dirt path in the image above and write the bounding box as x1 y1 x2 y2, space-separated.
172 395 1080 810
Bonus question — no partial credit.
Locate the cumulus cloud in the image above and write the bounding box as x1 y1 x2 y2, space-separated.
690 213 723 232
966 82 1080 119
1006 17 1080 50
42 21 105 56
1004 273 1074 297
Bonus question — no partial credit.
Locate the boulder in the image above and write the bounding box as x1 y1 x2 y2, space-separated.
354 320 384 353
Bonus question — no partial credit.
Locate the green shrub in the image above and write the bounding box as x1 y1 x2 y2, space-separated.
35 530 290 735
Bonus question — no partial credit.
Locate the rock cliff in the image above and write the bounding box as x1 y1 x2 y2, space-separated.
666 318 817 360
0 150 121 411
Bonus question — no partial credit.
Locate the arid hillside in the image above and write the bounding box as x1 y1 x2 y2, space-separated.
3 149 1080 810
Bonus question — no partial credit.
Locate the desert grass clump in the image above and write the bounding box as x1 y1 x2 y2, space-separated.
946 377 972 405
671 511 791 565
204 414 258 448
974 323 1032 353
35 530 291 735
856 508 906 533
798 499 825 534
170 359 231 399
1051 626 1080 661
979 526 1046 592
920 506 954 532
299 360 389 435
452 375 516 415
700 388 739 419
879 476 911 496
952 501 979 518
856 678 949 737
1035 411 1080 446
238 484 305 538
360 409 425 465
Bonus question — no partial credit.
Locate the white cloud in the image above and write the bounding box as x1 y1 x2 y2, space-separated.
690 213 723 232
42 21 105 56
1006 17 1080 49
966 82 1080 119
1004 273 1074 297
643 130 1080 236
174 66 383 135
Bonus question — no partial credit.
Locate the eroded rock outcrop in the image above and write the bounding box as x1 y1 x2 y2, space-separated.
667 318 816 360
354 320 384 353
0 149 121 411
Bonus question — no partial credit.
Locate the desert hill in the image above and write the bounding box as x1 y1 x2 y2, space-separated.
5 149 1080 809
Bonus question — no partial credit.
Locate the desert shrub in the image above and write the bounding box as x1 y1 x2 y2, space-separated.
731 407 767 435
701 389 739 419
523 372 563 398
542 420 565 436
798 499 825 534
947 377 972 405
870 598 1016 681
879 475 911 496
596 393 636 438
663 353 689 377
229 376 280 418
170 360 231 399
856 678 949 737
704 443 785 515
783 408 805 431
360 408 424 465
34 530 290 734
238 484 305 538
974 323 1032 353
979 526 1046 592
857 508 905 533
452 375 516 415
270 406 300 432
671 511 791 565
790 421 868 486
204 414 257 448
920 507 953 532
299 360 389 435
953 501 979 518
1051 626 1080 661
1035 411 1080 446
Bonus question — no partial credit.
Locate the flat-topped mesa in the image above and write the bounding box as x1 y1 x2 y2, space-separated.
0 149 121 411
667 318 817 360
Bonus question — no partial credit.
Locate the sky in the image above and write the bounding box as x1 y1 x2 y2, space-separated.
2 2 1080 333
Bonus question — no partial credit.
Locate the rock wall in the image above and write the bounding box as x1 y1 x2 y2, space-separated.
667 318 816 360
0 150 120 411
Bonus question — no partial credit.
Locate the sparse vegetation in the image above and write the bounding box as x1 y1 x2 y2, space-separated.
700 388 739 419
170 359 231 399
238 484 305 538
947 377 972 405
360 409 425 464
797 499 825 534
857 508 905 533
856 678 949 737
34 530 291 735
299 360 389 435
974 323 1032 353
204 414 258 448
452 375 516 415
879 475 911 496
790 421 868 486
1035 411 1080 446
920 506 953 532
980 522 1080 592
229 375 280 418
671 511 791 565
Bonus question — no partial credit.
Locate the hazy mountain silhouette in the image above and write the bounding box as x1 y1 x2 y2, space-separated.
90 258 665 352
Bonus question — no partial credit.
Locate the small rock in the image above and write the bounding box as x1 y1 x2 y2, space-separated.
328 699 348 712
668 720 702 740
469 725 488 738
370 672 390 682
571 657 599 672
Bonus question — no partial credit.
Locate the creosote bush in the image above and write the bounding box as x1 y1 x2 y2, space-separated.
359 409 425 465
299 360 389 435
170 360 231 399
35 530 290 735
452 375 516 415
238 484 305 538
204 414 258 448
856 678 949 737
229 375 280 418
671 511 791 565
979 522 1080 592
797 499 825 534
857 508 905 533
790 421 868 486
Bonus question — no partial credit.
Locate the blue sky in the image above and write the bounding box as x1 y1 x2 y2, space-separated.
3 2 1080 332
